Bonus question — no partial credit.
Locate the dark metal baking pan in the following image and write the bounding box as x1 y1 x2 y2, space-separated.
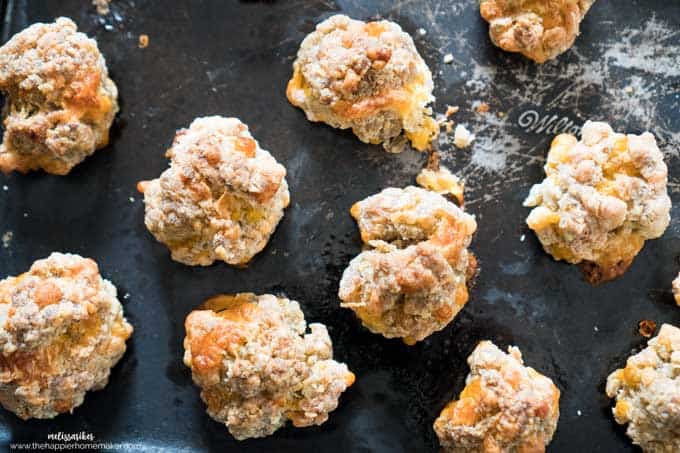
0 0 678 451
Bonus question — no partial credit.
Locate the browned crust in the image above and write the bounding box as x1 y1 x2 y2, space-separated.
579 257 634 285
466 253 478 284
638 320 657 338
0 19 118 175
426 150 441 171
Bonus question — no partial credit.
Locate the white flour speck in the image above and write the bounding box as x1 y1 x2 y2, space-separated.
443 53 454 64
602 17 680 78
2 185 7 191
2 231 13 248
129 196 135 203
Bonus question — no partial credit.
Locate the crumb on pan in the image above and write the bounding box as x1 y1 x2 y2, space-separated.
338 186 476 344
453 124 475 148
474 102 490 114
1 231 12 248
0 18 119 175
0 253 133 419
479 0 597 63
139 116 290 266
445 105 459 117
138 34 149 48
286 14 438 152
524 121 671 284
417 165 464 205
93 0 112 15
606 324 680 452
434 341 560 452
183 293 354 440
638 320 657 338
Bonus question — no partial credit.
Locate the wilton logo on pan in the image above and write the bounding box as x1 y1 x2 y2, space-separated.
518 110 581 136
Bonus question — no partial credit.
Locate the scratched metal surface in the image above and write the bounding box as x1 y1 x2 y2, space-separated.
0 0 678 452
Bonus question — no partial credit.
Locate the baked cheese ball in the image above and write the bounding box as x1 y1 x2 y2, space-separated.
524 121 670 284
138 116 290 266
606 324 680 452
183 293 354 440
672 273 680 306
0 17 119 175
287 14 438 152
0 253 133 419
338 186 477 345
479 0 596 63
434 341 560 453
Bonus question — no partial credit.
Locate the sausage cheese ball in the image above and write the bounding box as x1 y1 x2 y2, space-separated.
434 341 560 453
0 18 119 175
287 14 438 152
338 186 477 345
479 0 596 63
673 273 680 306
183 293 355 440
606 324 680 452
138 116 290 266
524 121 670 284
0 253 133 419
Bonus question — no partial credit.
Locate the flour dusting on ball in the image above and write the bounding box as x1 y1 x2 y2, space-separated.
480 0 596 63
0 18 118 175
287 15 438 152
339 186 476 344
524 121 670 283
434 341 560 452
0 253 132 419
183 293 354 440
606 324 680 452
139 116 289 266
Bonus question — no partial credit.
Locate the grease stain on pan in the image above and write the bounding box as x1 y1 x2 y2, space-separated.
499 260 530 276
483 287 549 321
484 287 522 306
